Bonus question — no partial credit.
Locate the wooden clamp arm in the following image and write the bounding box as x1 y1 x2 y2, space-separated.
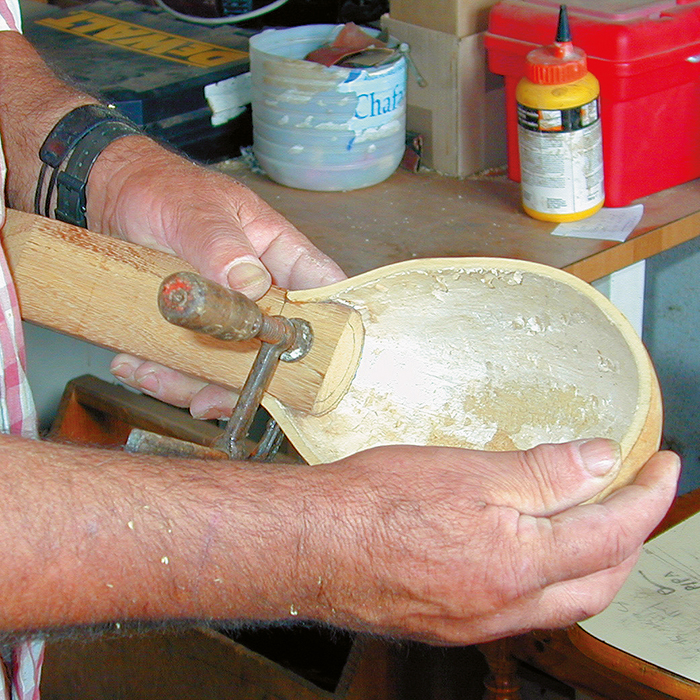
1 209 363 416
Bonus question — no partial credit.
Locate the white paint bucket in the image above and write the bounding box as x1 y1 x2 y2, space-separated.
249 24 407 191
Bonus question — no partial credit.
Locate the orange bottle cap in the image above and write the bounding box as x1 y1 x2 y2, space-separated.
526 41 587 84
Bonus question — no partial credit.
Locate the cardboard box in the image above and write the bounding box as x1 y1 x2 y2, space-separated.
383 16 507 177
389 0 497 37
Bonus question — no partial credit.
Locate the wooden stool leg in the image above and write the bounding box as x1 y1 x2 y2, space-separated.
479 638 521 700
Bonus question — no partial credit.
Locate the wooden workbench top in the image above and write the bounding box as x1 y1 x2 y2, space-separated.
219 161 700 282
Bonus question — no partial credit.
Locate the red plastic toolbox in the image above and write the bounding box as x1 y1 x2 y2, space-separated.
485 0 700 207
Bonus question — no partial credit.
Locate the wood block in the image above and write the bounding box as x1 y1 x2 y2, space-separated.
47 374 223 448
41 626 401 700
1 209 362 417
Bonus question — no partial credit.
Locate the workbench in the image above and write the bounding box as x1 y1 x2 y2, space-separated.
219 161 700 336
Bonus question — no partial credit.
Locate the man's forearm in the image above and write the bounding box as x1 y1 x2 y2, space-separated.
0 431 682 645
0 433 328 632
0 31 99 212
0 30 164 236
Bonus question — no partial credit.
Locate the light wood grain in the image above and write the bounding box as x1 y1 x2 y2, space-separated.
564 209 700 282
281 257 661 479
2 209 362 416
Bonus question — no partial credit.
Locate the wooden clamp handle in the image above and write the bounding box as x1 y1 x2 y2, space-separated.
159 271 264 342
1 210 364 416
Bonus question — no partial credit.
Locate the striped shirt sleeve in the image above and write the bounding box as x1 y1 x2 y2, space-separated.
0 3 46 697
0 0 20 32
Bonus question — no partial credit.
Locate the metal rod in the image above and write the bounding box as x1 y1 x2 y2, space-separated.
216 340 287 459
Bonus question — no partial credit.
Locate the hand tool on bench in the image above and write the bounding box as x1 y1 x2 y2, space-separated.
1 209 662 498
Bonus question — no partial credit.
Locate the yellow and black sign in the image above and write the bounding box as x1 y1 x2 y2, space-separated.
37 10 248 68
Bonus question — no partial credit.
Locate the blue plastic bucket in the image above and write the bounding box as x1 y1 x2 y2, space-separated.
249 24 407 191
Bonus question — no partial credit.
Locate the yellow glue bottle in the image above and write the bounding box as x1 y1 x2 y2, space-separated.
516 5 604 222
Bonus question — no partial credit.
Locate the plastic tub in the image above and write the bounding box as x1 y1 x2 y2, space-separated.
249 24 407 191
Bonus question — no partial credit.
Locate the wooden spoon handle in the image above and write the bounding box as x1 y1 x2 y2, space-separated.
1 209 363 416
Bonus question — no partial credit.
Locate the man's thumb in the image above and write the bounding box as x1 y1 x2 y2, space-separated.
475 438 622 515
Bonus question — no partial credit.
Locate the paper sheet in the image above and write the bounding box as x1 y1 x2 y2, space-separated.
551 204 644 242
579 510 700 682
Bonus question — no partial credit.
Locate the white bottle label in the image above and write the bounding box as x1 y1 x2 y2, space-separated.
517 98 604 215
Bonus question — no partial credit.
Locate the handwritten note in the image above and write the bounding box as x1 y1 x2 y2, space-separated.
551 204 644 242
579 510 700 681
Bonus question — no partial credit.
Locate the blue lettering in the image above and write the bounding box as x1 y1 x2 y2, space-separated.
354 85 405 119
356 94 370 119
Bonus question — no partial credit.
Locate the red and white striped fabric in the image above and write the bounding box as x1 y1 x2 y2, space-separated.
0 2 46 698
0 0 18 32
0 219 38 441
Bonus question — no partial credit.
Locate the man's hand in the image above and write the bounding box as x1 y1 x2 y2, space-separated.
0 27 345 415
0 435 678 639
84 136 347 417
298 440 680 644
87 141 346 299
0 33 344 298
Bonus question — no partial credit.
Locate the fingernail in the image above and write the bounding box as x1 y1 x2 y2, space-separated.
226 260 271 300
578 438 621 477
191 406 227 420
110 356 139 380
135 371 160 396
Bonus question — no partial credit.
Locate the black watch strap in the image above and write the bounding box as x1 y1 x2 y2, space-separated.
55 120 140 227
35 104 141 226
